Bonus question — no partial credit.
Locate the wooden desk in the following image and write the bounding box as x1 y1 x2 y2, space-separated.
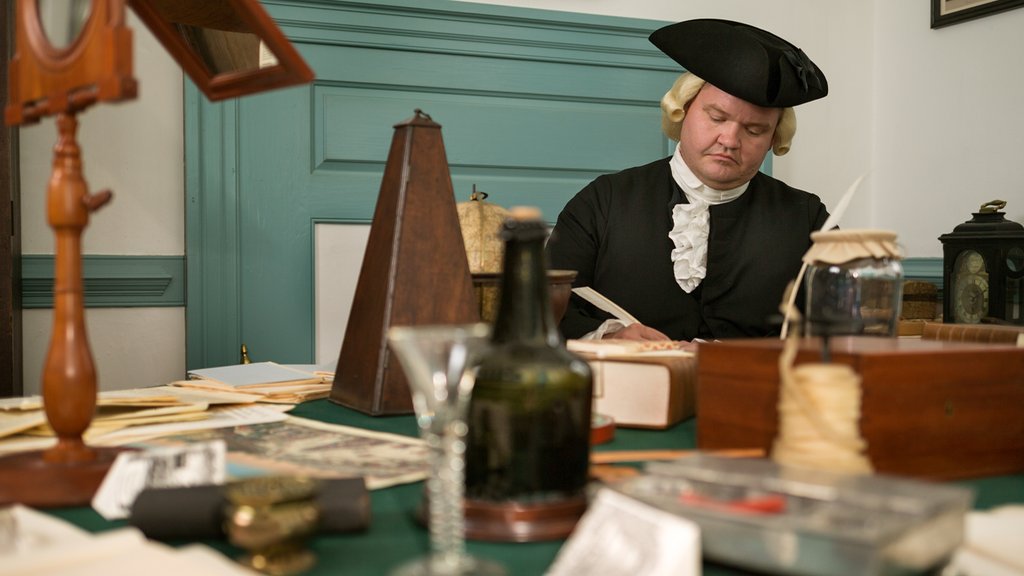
43 400 1024 575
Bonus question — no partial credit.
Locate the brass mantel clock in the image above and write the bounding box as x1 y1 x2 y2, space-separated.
939 200 1024 325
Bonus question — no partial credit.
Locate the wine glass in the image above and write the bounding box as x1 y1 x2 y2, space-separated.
386 323 505 576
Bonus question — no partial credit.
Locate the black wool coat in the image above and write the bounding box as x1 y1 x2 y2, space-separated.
546 157 829 341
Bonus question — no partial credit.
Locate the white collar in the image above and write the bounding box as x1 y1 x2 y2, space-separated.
670 146 749 205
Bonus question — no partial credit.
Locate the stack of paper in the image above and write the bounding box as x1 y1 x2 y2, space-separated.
175 362 333 404
0 387 285 456
0 362 334 461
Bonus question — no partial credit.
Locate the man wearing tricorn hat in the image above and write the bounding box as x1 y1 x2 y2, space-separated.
547 18 831 342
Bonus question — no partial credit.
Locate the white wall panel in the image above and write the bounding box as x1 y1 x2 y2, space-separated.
314 223 370 367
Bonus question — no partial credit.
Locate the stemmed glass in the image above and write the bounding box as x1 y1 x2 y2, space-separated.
386 323 505 576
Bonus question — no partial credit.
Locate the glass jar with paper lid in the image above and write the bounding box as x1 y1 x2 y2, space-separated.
804 230 904 337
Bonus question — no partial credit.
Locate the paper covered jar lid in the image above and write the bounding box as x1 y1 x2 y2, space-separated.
803 229 902 265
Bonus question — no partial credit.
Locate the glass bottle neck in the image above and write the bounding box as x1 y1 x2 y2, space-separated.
492 235 560 346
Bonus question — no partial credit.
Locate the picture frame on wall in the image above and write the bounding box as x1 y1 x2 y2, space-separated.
931 0 1024 28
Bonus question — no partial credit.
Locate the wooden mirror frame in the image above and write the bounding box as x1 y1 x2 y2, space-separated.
5 0 136 124
128 0 313 102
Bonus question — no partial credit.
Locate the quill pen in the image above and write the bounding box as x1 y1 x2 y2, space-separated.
780 174 866 339
571 287 639 325
820 173 863 233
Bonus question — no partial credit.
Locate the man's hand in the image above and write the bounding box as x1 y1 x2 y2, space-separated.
603 323 671 341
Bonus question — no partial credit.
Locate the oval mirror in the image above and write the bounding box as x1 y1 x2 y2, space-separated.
152 2 261 76
36 0 92 49
129 0 314 102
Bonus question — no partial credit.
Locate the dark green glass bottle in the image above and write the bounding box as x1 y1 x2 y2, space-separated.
465 207 593 504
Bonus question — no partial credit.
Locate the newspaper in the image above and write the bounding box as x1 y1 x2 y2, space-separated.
134 415 429 489
91 441 227 520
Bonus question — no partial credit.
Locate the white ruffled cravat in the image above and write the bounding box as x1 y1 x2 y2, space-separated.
668 147 748 293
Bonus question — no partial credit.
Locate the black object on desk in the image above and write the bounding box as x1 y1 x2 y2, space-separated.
129 477 369 540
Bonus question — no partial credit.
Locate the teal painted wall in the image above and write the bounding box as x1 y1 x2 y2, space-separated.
183 0 945 369
15 255 942 310
186 0 682 369
20 256 184 308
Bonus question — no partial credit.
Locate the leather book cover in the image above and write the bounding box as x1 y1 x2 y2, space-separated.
921 321 1024 345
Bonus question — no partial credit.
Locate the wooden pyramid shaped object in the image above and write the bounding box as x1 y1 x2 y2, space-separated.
329 110 479 415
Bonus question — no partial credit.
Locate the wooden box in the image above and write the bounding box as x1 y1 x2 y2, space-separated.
697 337 1024 480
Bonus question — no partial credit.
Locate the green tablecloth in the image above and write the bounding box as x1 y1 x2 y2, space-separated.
46 399 1024 575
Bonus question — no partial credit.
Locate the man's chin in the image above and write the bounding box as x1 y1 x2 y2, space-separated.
698 169 744 189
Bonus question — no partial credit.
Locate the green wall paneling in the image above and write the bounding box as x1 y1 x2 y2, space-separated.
185 96 243 369
902 256 946 302
186 1 949 370
902 257 944 285
21 255 185 308
15 253 941 312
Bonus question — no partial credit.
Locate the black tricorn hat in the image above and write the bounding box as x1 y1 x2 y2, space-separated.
649 18 827 107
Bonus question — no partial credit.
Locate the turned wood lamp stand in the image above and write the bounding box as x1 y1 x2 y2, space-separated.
0 0 312 507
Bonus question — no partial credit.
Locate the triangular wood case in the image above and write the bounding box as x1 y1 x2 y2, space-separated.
329 111 479 415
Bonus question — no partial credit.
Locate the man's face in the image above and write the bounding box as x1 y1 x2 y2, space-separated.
677 83 781 190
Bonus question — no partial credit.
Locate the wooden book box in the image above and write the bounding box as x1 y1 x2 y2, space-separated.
697 337 1024 480
329 111 479 415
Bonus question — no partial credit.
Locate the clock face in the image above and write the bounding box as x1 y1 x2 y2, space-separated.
952 250 989 323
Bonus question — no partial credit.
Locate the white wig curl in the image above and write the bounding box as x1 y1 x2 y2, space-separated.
660 72 797 156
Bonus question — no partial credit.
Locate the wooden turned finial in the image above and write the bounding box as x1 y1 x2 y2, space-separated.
42 112 97 464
